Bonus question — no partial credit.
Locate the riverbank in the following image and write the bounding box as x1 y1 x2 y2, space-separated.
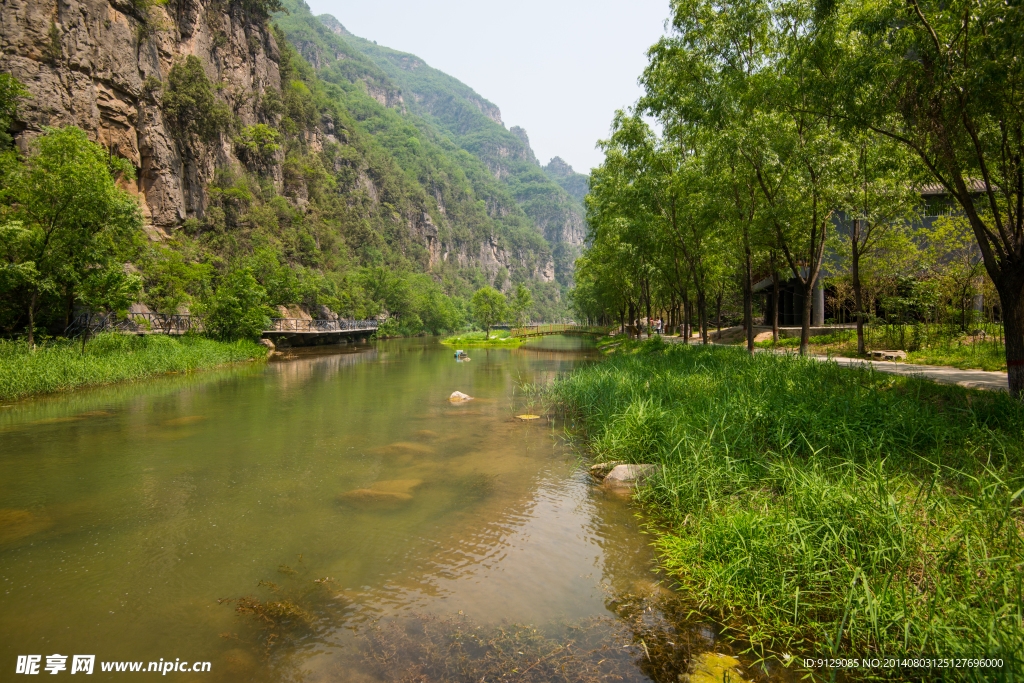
545 339 1024 673
0 333 265 403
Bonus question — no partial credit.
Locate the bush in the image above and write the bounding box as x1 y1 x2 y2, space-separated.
204 269 274 341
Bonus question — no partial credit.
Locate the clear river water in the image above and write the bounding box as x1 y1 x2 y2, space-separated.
0 336 770 682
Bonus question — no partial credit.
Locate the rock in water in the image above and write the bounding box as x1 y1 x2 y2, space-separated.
257 338 275 354
602 464 659 488
449 391 473 402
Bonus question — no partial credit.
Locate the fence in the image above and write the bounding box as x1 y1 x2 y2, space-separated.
65 313 379 337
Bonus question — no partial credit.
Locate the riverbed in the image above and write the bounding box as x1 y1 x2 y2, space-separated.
0 336 763 682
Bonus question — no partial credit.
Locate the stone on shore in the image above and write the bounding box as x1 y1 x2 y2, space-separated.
870 350 908 361
257 338 275 355
601 464 659 488
449 391 473 402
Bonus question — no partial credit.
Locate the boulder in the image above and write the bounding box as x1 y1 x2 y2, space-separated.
449 391 473 402
257 338 275 354
602 464 659 488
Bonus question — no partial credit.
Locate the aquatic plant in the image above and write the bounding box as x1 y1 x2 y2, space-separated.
547 341 1024 675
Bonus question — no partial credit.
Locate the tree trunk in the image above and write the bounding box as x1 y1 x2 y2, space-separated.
27 289 38 347
683 294 690 344
743 250 754 353
772 271 780 343
799 280 814 356
851 219 867 356
645 284 652 340
995 275 1024 399
698 290 708 344
716 292 722 336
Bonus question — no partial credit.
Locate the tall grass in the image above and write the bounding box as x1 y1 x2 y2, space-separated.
547 339 1024 676
0 333 264 402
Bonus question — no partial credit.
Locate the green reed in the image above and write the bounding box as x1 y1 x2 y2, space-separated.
546 340 1024 678
0 333 264 402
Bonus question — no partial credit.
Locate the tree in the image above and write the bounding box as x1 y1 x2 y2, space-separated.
471 286 507 339
203 268 273 341
508 283 533 328
822 0 1024 396
76 265 142 352
0 126 142 345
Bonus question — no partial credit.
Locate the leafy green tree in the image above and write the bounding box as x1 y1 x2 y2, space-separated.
507 283 532 328
204 268 273 341
0 126 141 345
821 0 1024 396
471 286 507 339
77 265 142 352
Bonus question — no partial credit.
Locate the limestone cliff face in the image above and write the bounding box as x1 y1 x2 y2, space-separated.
0 0 281 231
0 0 554 284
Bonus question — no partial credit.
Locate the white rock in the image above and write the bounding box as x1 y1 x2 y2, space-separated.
449 391 473 402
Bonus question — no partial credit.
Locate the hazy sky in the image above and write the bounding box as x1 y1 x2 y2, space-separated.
303 0 671 175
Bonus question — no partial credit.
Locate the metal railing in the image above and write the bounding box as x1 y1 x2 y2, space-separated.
510 324 609 338
264 318 378 333
65 312 378 337
65 312 205 336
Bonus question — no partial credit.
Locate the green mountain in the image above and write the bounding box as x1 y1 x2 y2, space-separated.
279 4 587 287
0 0 584 336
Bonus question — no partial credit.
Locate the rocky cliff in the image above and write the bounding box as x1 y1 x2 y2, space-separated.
0 0 282 231
0 0 558 289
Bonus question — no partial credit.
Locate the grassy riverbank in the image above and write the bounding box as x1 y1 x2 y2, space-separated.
0 333 265 403
546 338 1023 673
440 330 523 347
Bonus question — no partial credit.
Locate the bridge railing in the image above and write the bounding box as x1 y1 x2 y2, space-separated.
65 312 205 336
510 324 610 337
265 318 379 333
65 312 379 337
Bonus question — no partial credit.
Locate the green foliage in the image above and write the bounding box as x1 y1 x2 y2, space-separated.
0 126 142 342
0 333 263 402
471 286 506 339
507 283 532 327
162 56 232 145
0 73 28 148
203 268 274 341
549 341 1024 667
236 124 281 170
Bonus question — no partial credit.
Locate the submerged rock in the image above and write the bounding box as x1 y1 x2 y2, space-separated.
681 652 749 683
369 442 435 456
162 415 207 427
448 391 473 402
337 489 414 510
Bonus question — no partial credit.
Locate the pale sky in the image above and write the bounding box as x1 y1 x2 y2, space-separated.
303 0 671 175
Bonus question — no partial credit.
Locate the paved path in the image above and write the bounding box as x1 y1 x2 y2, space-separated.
655 334 1009 393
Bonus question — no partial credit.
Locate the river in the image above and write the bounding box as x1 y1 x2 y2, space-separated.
1 336 766 682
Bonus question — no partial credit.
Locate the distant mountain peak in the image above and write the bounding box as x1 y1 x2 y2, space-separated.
316 14 350 37
544 156 575 178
